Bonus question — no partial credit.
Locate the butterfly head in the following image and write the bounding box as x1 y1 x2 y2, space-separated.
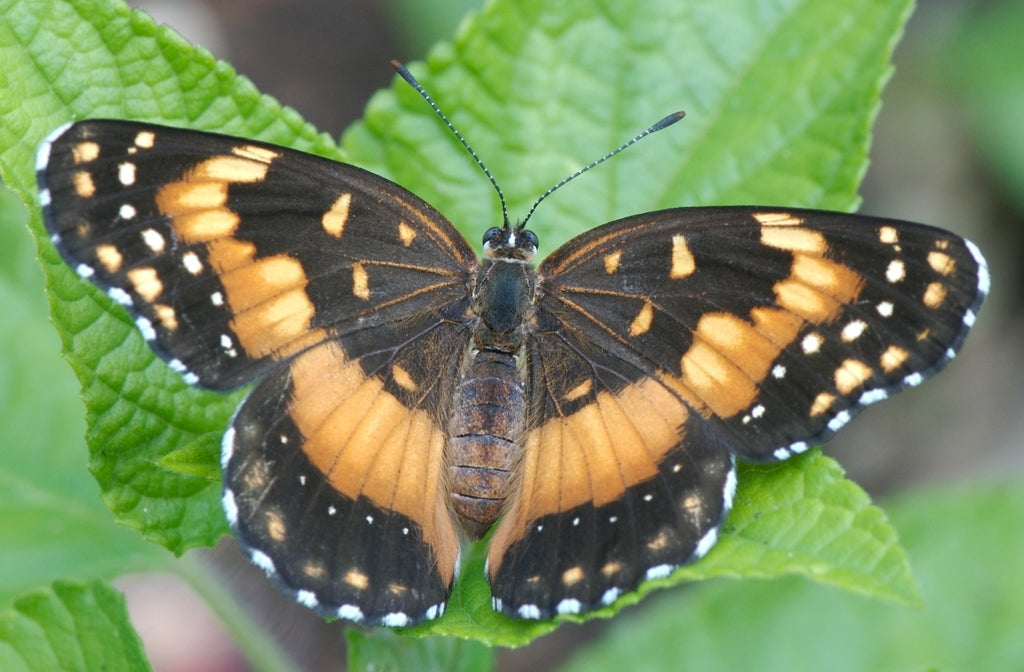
482 224 538 263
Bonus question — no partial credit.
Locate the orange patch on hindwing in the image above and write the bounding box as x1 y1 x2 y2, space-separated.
288 342 458 583
489 376 689 570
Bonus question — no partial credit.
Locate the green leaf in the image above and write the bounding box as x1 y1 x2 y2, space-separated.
0 0 917 650
347 630 495 672
411 452 916 646
556 482 1024 672
0 580 151 672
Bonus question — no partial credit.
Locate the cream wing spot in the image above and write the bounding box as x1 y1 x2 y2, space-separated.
810 391 836 416
628 300 655 336
927 250 955 276
923 281 947 308
344 569 370 591
391 363 418 392
603 250 622 274
878 226 899 244
351 262 370 299
398 221 417 246
670 234 696 278
95 244 123 273
880 345 909 373
126 267 163 302
834 358 873 395
72 141 100 164
134 130 156 149
322 193 352 237
72 170 95 198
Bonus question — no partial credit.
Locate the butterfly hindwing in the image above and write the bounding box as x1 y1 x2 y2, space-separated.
487 206 987 617
223 319 470 625
38 120 478 626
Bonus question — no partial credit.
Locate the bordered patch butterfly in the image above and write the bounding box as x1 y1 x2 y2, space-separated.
36 63 988 627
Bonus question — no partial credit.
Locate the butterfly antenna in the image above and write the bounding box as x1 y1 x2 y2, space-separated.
519 110 686 229
392 60 511 227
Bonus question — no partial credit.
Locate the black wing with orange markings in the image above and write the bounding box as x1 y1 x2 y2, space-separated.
487 207 987 619
38 120 476 626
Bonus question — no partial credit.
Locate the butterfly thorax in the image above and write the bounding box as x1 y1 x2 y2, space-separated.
448 227 538 539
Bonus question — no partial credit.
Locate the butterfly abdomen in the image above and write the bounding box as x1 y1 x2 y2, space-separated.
449 349 525 539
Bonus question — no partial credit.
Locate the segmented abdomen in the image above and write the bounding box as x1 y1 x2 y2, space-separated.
448 349 524 540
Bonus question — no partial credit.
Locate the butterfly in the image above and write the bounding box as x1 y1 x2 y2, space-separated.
36 68 988 627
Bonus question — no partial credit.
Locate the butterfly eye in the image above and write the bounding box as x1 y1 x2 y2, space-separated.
522 230 539 249
482 227 503 246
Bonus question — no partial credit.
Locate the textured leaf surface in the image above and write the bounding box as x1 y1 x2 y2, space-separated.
0 581 150 672
557 482 1024 672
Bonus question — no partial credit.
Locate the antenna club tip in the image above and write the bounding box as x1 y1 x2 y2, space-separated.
653 111 686 131
391 60 416 83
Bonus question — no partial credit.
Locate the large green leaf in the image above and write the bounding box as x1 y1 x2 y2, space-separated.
0 581 151 672
0 0 917 651
557 481 1024 672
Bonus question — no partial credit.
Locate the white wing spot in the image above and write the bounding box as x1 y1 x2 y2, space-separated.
886 259 906 283
903 372 924 387
644 564 674 580
382 612 410 628
296 590 318 608
337 605 364 622
876 301 894 317
108 287 132 306
141 228 166 253
841 319 868 342
801 332 824 354
135 316 156 341
556 599 582 615
517 604 541 620
182 251 203 275
772 364 787 379
118 161 137 186
222 489 238 525
827 410 852 432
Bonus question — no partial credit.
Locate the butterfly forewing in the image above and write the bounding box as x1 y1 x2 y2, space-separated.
534 207 986 460
38 120 477 389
